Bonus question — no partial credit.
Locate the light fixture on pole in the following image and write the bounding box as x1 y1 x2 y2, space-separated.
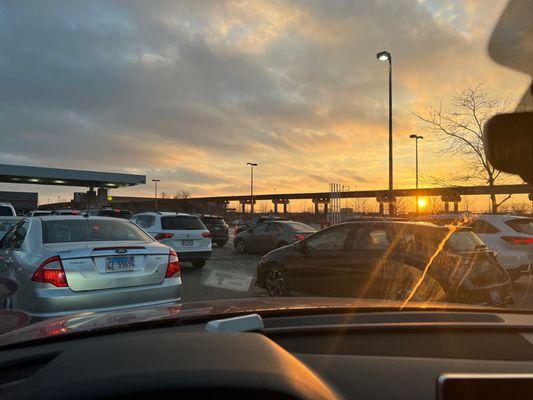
409 134 423 213
376 50 394 215
152 179 161 211
246 162 258 217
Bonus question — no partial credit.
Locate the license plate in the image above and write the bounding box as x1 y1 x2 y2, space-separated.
106 256 135 273
182 240 194 246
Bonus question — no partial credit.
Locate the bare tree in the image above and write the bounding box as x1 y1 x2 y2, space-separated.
174 189 191 199
414 84 513 212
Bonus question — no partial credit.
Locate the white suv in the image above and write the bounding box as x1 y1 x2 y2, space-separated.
132 212 212 268
472 215 533 281
0 202 16 216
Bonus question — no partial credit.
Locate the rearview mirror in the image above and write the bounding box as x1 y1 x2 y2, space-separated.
483 110 533 184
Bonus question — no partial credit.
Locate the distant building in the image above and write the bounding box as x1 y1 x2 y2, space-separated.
0 191 38 214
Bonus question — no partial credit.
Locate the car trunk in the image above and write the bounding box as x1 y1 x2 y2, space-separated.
45 241 170 292
159 230 210 251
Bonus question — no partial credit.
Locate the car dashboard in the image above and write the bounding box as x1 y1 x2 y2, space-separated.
2 310 533 399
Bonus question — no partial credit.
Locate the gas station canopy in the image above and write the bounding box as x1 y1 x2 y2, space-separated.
0 164 146 188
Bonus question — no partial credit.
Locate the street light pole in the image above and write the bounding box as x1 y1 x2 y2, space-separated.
152 179 160 211
246 162 258 217
409 134 423 213
377 50 393 215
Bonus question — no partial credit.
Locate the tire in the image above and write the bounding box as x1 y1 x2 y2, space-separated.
216 240 228 248
191 259 206 269
235 238 247 254
265 266 290 297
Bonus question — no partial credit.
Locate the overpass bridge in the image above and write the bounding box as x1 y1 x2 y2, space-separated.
91 183 532 215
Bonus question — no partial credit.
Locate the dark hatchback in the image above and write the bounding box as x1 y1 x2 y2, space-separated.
199 215 229 247
256 221 513 307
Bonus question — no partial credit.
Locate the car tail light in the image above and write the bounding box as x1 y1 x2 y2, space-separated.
295 234 306 240
31 256 68 287
501 236 533 245
165 249 181 278
155 233 174 240
202 231 211 238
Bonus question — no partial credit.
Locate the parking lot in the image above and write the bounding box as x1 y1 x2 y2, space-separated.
180 239 264 302
181 237 533 308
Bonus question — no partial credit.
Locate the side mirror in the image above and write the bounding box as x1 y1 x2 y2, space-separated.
484 111 533 184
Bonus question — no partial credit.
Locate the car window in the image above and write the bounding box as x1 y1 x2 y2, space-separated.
0 206 14 216
350 227 391 250
266 223 283 233
3 220 29 249
505 219 533 235
252 223 268 233
42 219 152 243
472 220 499 234
306 226 351 251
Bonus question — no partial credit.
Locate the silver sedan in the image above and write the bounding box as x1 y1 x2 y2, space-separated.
0 216 181 318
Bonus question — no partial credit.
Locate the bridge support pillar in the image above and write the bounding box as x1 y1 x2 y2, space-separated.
239 199 257 214
441 193 462 214
273 198 290 215
376 194 395 216
312 197 330 215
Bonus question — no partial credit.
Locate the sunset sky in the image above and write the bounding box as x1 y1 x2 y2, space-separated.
0 0 529 210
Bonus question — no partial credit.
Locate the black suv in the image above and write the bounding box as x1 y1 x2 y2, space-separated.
200 215 229 247
256 221 512 306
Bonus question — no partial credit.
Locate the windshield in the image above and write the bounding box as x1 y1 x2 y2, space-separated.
0 0 531 346
42 219 152 243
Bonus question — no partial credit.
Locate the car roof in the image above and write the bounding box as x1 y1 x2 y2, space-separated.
34 216 136 221
134 212 193 217
477 214 532 222
0 216 24 221
334 220 472 231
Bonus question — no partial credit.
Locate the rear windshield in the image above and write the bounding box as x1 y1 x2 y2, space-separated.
505 218 533 235
202 217 227 226
446 231 486 252
161 216 205 230
42 219 152 243
0 206 14 216
98 209 133 219
285 222 316 232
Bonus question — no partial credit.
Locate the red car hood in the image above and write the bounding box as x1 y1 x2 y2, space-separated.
0 297 499 347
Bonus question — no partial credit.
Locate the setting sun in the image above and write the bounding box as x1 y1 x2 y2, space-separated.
417 198 428 209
